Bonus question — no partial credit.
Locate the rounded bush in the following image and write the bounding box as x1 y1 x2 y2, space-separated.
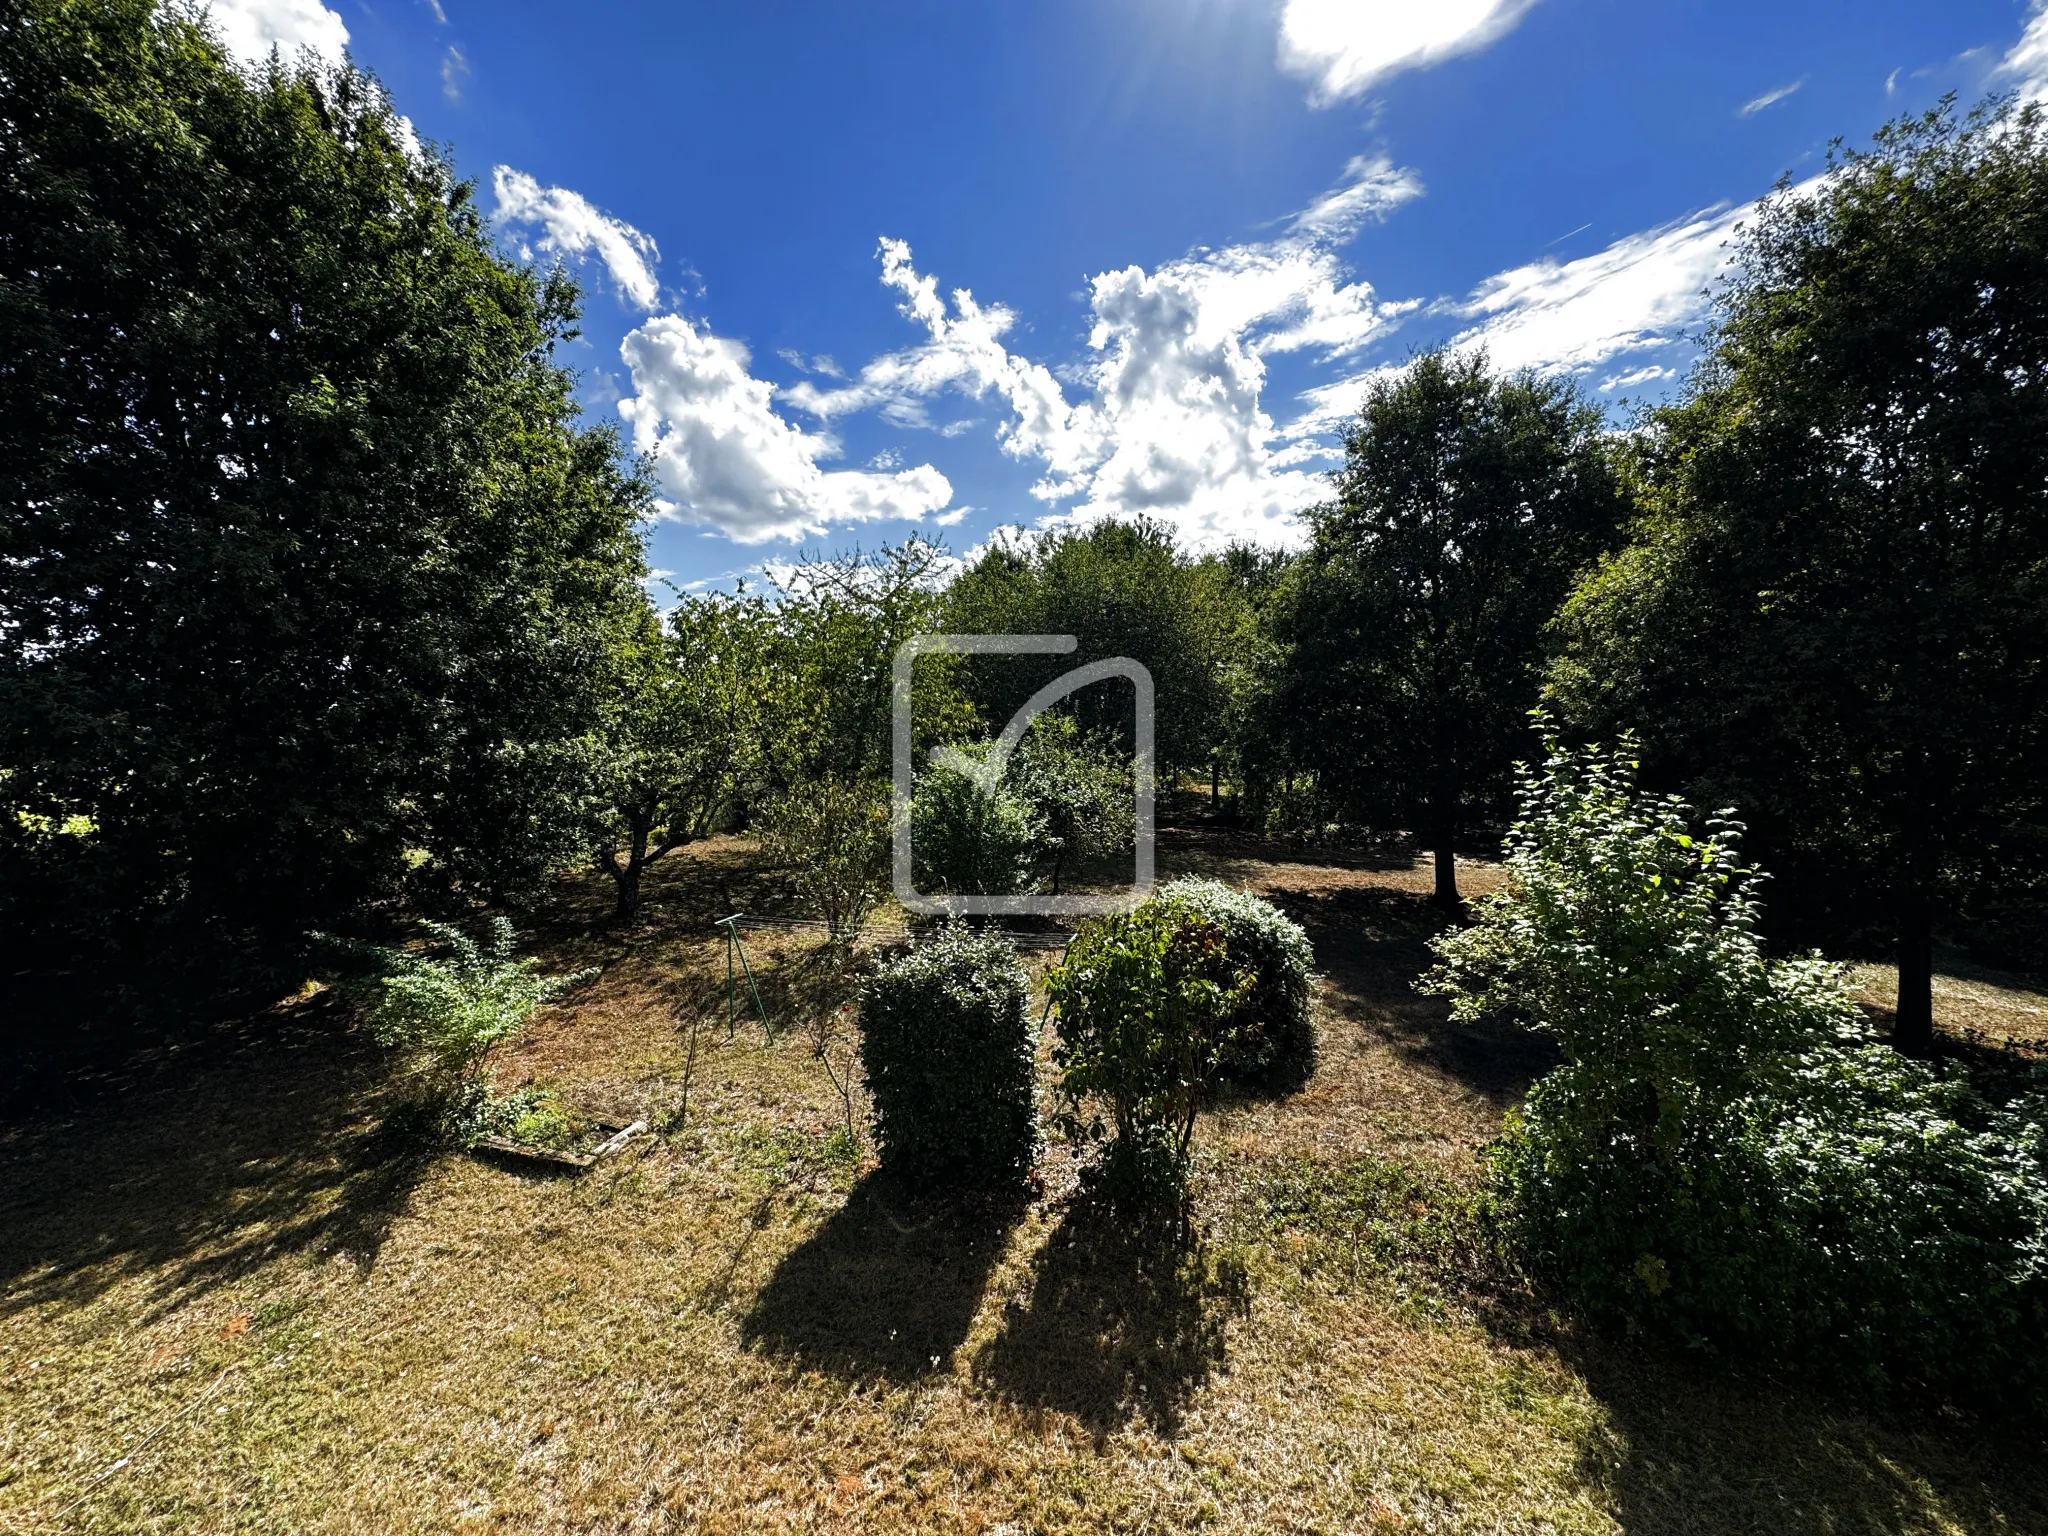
858 925 1036 1188
1047 895 1249 1200
1154 877 1317 1092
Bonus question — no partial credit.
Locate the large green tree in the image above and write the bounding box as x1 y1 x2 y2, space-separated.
1271 352 1623 906
0 1 650 990
942 518 1242 783
1551 100 2048 1055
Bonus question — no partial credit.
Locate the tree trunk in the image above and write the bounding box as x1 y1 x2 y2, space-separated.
1893 878 1934 1058
610 819 650 921
1429 756 1461 911
1210 759 1219 813
1431 816 1460 911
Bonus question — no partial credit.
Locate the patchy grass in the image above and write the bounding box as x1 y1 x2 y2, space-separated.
1847 955 2048 1060
3 836 2046 1533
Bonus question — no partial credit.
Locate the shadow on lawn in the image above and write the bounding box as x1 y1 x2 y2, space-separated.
1545 1331 2048 1535
1289 884 1560 1109
0 994 433 1321
973 1178 1246 1439
741 1172 1026 1382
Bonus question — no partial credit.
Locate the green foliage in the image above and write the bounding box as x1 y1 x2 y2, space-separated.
1424 734 2048 1408
758 777 891 938
756 538 971 789
1047 895 1252 1199
1008 714 1133 894
1268 350 1624 903
910 746 1039 898
1549 98 2048 1047
0 1 651 991
347 917 596 1085
1154 877 1317 1092
464 1083 582 1151
943 518 1245 781
587 596 756 920
858 926 1036 1188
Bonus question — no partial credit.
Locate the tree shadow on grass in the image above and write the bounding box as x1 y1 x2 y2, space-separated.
973 1176 1247 1439
1289 884 1559 1110
740 1171 1027 1382
0 993 435 1321
1541 1327 2048 1535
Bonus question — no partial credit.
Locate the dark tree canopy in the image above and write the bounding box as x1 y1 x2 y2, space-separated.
1269 351 1623 905
1551 99 2048 1053
0 1 652 993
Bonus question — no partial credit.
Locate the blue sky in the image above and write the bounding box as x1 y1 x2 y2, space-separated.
208 0 2048 588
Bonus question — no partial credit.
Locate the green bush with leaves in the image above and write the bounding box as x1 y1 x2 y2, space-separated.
759 776 891 938
910 746 1038 898
349 917 597 1086
1007 714 1133 894
1155 877 1316 1092
858 925 1036 1188
1424 734 2048 1408
1047 895 1252 1199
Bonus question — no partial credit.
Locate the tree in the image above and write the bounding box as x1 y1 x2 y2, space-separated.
0 2 651 991
587 598 753 921
1552 99 2048 1055
1272 351 1623 907
757 777 891 939
753 537 964 791
943 518 1239 783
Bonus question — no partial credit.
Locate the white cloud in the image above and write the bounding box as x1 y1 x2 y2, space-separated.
1998 2 2048 102
492 167 662 311
1277 0 1539 105
1291 155 1426 239
618 314 953 544
1448 176 1833 379
1738 77 1806 116
1600 364 1675 392
200 0 349 69
783 213 1413 550
1448 201 1752 376
441 43 470 101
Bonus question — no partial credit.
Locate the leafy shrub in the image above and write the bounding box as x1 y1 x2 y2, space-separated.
1155 877 1316 1091
858 925 1036 1188
758 776 891 938
343 916 596 1085
1424 734 2048 1408
911 745 1038 897
1007 714 1133 893
462 1083 582 1150
1047 895 1251 1199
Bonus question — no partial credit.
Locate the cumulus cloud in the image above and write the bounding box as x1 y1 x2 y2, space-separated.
492 167 662 311
783 201 1414 550
1278 0 1539 105
200 0 349 69
1999 2 2048 102
618 315 952 543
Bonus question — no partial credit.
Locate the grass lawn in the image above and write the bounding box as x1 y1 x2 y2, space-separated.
3 831 2046 1534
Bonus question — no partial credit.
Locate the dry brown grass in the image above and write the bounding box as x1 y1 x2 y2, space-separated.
3 834 2045 1534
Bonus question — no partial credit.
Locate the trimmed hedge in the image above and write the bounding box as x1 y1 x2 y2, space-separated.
1154 877 1317 1092
859 925 1036 1188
